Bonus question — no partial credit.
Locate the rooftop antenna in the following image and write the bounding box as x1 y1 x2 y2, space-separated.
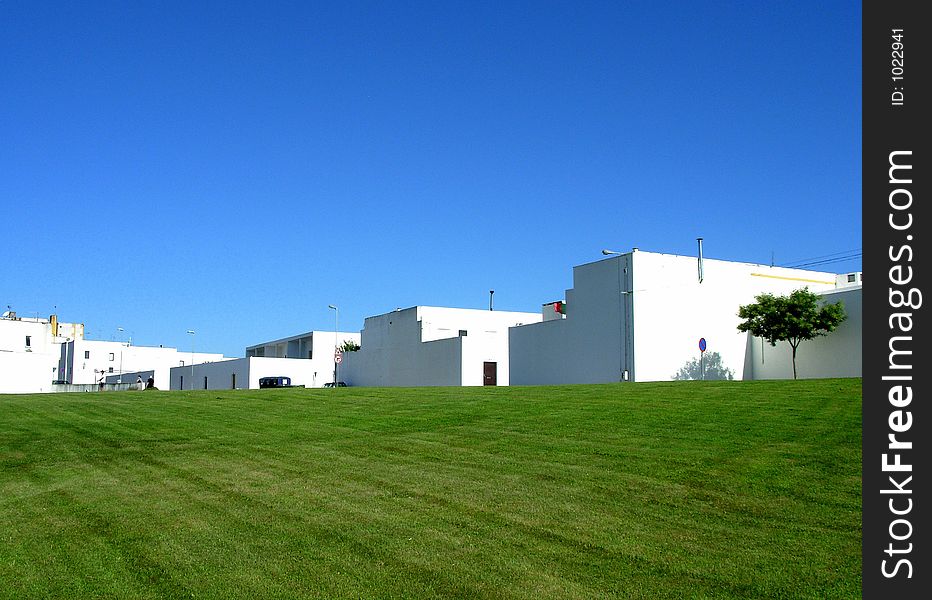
489 290 494 311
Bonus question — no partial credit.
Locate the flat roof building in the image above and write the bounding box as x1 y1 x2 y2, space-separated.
509 250 861 384
340 306 541 387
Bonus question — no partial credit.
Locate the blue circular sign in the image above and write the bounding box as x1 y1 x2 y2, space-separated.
699 338 707 352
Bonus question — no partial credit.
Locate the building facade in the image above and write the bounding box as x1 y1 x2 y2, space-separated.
509 250 861 384
169 357 319 390
1 313 84 393
245 330 361 387
339 306 541 387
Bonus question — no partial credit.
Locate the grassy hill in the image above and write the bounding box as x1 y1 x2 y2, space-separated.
0 380 861 599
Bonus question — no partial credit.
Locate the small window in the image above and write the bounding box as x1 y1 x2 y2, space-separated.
458 330 468 337
25 336 31 347
84 351 90 359
847 273 856 283
108 367 114 373
109 353 115 361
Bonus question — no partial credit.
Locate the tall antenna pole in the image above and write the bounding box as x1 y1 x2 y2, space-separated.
489 290 494 311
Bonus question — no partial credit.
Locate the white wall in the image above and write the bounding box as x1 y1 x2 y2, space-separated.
341 307 539 387
510 254 633 385
0 316 82 393
168 357 319 390
63 339 227 389
245 330 361 388
747 286 862 379
629 252 838 382
510 250 851 385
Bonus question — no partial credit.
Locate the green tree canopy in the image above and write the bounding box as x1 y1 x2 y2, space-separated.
737 288 846 379
341 339 361 352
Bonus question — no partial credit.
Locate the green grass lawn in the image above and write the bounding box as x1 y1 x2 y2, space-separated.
0 380 861 599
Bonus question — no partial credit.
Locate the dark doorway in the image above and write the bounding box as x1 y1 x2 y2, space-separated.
483 362 497 386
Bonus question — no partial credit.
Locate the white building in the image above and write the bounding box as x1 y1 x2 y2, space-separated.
245 330 361 388
62 338 227 391
509 250 861 384
169 357 319 390
0 313 83 393
340 306 541 387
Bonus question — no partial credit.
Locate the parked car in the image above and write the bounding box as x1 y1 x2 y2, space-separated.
259 376 294 389
323 381 347 387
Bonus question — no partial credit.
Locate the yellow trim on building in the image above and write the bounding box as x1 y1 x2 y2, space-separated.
750 273 835 285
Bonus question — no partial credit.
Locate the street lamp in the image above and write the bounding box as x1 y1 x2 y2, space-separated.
186 330 196 390
328 305 338 387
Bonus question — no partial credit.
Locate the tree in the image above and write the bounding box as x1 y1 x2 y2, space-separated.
672 351 734 381
341 339 361 352
737 288 846 379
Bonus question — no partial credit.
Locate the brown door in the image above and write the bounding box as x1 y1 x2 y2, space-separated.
483 362 497 386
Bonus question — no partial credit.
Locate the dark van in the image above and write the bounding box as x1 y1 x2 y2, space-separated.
259 376 293 389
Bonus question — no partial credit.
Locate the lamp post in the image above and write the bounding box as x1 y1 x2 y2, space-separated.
117 327 124 383
186 330 196 390
328 305 338 387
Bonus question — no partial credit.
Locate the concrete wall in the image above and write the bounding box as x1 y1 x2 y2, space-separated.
510 250 853 384
245 330 360 387
747 286 862 379
629 252 839 382
169 357 318 390
341 306 539 387
106 370 155 389
510 256 631 385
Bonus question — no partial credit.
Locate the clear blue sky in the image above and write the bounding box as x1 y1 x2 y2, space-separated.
1 1 861 358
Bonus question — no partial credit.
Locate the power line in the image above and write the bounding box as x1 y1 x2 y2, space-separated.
781 249 862 269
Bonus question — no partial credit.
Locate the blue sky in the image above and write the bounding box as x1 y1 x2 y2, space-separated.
1 1 861 357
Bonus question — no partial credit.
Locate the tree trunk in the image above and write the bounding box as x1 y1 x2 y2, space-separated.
791 343 798 379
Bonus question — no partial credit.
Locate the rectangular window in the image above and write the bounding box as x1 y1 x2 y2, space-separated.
84 351 90 359
459 330 468 336
108 367 114 373
25 336 31 347
847 273 856 283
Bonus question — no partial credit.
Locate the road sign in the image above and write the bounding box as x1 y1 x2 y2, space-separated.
699 337 707 352
334 353 343 364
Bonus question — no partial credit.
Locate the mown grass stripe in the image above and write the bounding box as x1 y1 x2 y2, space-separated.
1 380 860 599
